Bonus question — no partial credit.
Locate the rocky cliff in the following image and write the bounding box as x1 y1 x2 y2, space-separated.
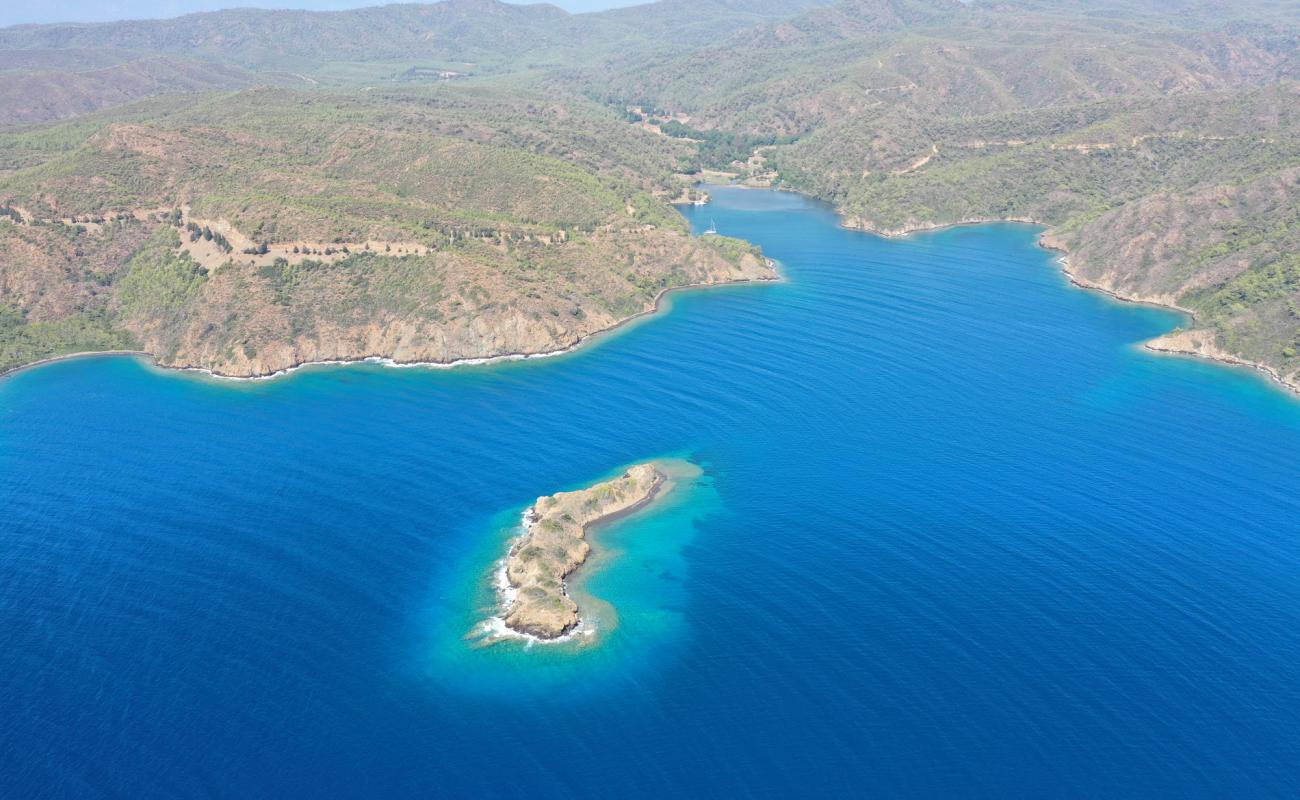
502 464 664 640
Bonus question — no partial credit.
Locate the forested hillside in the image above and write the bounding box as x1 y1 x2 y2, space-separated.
1 0 1297 386
0 77 771 376
584 0 1300 387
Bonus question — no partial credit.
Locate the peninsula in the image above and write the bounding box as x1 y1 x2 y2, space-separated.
500 463 665 640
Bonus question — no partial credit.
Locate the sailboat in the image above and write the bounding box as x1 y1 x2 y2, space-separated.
703 218 718 235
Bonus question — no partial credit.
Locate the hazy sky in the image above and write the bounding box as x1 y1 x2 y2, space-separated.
1 0 642 28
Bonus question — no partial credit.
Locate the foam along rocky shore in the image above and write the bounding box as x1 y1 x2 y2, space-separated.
500 463 665 640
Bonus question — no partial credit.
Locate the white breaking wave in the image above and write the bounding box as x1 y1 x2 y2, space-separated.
476 507 595 646
179 346 576 383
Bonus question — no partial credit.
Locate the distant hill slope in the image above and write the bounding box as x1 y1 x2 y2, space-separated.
0 0 838 124
0 0 837 71
590 0 1292 133
0 55 260 125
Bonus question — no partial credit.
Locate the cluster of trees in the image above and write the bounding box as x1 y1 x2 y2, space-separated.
0 205 134 227
291 245 350 256
1190 254 1300 323
0 308 137 374
182 221 232 253
656 120 795 171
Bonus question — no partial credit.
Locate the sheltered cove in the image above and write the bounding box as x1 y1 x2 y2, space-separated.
838 211 1300 398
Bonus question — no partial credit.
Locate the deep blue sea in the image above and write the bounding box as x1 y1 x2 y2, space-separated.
3 187 1300 798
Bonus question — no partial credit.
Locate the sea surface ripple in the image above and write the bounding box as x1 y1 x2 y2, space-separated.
2 187 1299 797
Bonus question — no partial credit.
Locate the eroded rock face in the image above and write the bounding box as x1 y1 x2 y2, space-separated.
502 464 664 639
133 233 775 378
1147 328 1300 395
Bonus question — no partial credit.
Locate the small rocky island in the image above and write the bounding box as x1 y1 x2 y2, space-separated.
500 463 665 640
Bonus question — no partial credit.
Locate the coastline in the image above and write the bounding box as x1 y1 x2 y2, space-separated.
486 465 668 645
0 269 779 384
10 187 1292 399
707 181 1298 398
1143 331 1300 398
837 210 1300 398
0 349 153 381
1041 241 1297 396
841 214 1045 240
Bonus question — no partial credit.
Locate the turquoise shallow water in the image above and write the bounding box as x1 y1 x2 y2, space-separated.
3 186 1300 797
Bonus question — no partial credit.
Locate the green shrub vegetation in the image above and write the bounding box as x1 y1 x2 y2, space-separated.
0 306 138 374
0 0 1296 382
